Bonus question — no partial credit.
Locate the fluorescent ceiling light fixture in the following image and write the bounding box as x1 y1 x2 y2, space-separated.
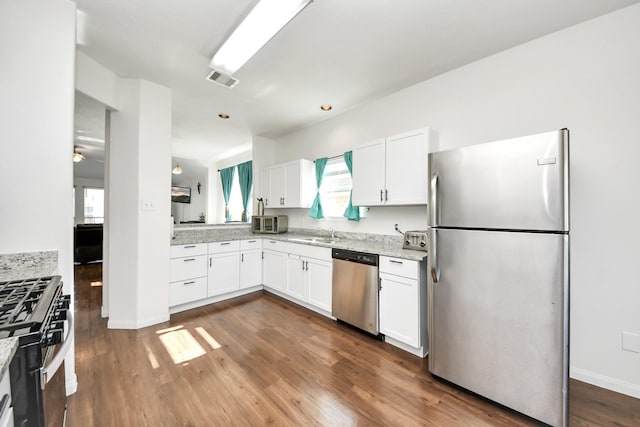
209 0 312 76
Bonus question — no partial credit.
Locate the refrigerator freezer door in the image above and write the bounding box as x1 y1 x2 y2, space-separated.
428 129 568 232
428 228 568 426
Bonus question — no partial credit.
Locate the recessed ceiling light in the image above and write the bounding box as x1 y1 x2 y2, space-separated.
320 104 332 111
218 114 230 119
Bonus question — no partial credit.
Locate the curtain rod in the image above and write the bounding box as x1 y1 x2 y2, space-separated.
314 154 344 162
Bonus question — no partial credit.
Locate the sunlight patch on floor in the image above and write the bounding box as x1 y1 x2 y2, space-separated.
195 326 222 350
156 325 184 334
143 342 160 369
158 329 206 365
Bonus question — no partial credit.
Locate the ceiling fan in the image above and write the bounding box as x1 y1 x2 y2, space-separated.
73 145 104 163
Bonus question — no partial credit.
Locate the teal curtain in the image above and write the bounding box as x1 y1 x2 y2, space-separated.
343 151 360 221
237 160 253 222
308 157 328 219
219 166 235 221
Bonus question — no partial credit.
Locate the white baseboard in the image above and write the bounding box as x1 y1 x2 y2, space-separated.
107 313 169 330
65 372 78 395
263 287 334 319
384 336 428 358
570 367 640 399
169 286 263 315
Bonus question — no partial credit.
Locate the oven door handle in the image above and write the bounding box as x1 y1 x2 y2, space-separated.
40 310 74 389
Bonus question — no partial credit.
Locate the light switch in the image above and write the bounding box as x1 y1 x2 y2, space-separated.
622 331 640 353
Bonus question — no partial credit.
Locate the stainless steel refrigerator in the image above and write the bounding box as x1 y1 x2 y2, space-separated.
427 129 569 426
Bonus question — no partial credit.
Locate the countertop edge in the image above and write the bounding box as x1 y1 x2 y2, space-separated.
0 337 18 380
172 233 428 261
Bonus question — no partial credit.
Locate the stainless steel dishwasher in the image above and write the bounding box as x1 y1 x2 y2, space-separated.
331 248 379 335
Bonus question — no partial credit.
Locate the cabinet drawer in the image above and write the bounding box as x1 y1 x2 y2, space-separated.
379 256 418 279
170 243 207 258
288 243 331 261
169 276 207 306
208 240 240 253
263 239 288 252
241 239 262 251
170 255 207 282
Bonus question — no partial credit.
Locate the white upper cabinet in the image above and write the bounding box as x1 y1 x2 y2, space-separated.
259 159 315 208
268 164 285 207
351 138 386 206
352 128 437 206
259 168 272 208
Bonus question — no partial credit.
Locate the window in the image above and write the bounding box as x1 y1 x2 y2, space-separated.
227 172 252 222
84 188 104 224
319 158 352 218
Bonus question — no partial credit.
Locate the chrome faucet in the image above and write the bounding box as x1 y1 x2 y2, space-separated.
319 227 336 238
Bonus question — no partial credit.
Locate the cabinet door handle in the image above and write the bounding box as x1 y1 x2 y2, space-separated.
305 261 309 271
209 257 212 267
385 189 388 201
183 281 196 285
301 260 305 271
184 245 196 249
241 254 244 262
380 190 383 202
220 242 231 246
262 251 264 260
183 258 196 262
389 259 403 265
248 240 256 243
265 198 269 206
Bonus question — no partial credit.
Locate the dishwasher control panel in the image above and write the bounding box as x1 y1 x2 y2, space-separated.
403 230 428 252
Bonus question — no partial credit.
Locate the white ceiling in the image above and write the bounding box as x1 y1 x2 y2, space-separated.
73 0 640 163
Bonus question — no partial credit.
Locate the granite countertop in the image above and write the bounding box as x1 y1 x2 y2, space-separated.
172 227 428 261
0 337 18 379
0 251 58 282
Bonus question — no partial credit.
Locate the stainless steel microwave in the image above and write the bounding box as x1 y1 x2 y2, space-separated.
251 215 288 234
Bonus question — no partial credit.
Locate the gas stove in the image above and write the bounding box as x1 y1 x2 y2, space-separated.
0 275 71 427
0 276 68 344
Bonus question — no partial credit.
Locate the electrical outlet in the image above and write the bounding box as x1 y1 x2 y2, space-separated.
141 199 155 211
622 332 640 353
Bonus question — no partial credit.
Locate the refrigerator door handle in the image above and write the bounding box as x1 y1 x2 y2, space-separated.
430 229 440 283
430 173 439 226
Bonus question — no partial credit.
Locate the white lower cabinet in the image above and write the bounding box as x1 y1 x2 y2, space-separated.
380 273 419 347
306 257 332 312
263 250 287 290
208 251 240 297
379 256 427 356
169 243 208 307
286 255 307 300
240 249 262 288
240 239 262 289
169 277 207 307
284 244 332 312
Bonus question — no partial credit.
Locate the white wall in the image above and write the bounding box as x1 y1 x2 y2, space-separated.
271 5 640 397
76 52 120 110
108 79 171 329
171 157 208 223
0 0 78 394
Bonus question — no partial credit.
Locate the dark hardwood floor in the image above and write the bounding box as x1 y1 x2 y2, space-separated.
68 263 640 426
